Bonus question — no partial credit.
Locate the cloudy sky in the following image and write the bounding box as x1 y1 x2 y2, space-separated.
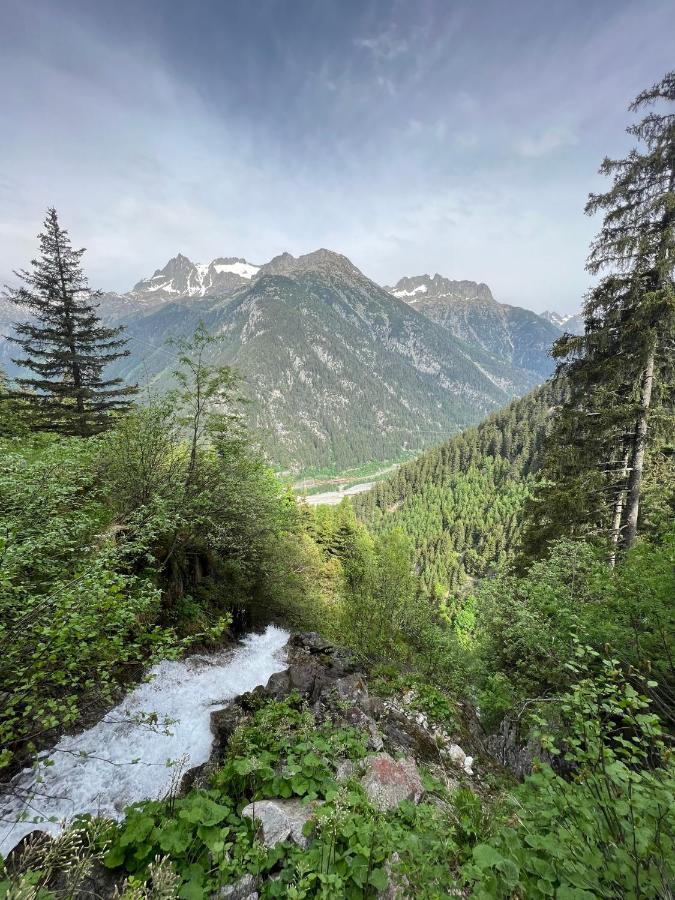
1 0 673 312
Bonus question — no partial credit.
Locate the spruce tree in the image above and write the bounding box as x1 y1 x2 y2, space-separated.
4 208 136 435
524 72 675 558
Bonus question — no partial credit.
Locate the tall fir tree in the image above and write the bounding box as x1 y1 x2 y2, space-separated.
524 72 675 560
4 208 137 435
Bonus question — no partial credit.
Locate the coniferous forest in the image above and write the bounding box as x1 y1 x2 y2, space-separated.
0 30 673 900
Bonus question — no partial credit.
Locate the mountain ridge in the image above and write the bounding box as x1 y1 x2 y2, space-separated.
385 273 561 379
2 248 572 471
105 255 542 470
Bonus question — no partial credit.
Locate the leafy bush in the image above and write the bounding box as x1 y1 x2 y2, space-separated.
0 435 178 772
473 533 675 716
464 651 675 898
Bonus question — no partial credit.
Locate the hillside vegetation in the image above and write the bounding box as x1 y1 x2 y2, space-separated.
354 383 559 590
102 256 539 472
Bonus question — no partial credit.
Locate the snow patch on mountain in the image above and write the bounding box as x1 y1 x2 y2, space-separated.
213 261 259 278
130 254 260 301
392 283 428 298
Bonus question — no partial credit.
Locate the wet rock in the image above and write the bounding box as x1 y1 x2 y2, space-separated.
238 685 268 710
263 650 345 704
185 703 248 791
289 632 334 654
360 753 424 811
240 798 321 849
212 704 247 748
262 669 292 699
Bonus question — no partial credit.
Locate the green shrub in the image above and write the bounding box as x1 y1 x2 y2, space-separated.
463 651 675 898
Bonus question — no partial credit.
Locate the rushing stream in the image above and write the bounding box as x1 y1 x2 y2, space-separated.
0 625 289 857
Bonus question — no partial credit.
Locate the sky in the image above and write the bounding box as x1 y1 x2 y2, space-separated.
1 0 673 313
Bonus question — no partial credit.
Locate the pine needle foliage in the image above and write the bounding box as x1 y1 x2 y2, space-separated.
524 72 675 559
4 208 136 435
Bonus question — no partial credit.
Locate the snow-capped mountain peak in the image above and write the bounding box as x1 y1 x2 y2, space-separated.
541 310 584 334
131 254 260 300
541 310 569 327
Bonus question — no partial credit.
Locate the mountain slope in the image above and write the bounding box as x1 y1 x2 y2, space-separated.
541 309 584 335
386 275 560 379
353 382 562 591
109 251 542 471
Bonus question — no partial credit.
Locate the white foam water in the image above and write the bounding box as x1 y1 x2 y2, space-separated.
0 625 289 857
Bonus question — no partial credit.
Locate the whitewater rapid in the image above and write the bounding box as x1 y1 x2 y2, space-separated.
0 625 289 857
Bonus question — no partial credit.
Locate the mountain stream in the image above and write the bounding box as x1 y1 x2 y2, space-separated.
0 625 289 857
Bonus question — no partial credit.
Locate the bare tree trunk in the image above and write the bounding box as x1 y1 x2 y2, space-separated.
622 346 656 550
608 447 630 567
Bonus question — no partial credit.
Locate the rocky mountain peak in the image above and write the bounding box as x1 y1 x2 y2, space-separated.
258 249 363 279
541 310 584 335
386 274 494 304
130 254 260 300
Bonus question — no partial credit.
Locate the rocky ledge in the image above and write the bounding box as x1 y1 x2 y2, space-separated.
202 631 482 899
189 631 479 823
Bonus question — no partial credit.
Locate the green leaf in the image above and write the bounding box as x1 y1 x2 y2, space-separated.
472 843 506 870
368 868 389 891
157 822 191 854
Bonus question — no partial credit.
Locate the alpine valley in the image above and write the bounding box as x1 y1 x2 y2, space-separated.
1 248 578 472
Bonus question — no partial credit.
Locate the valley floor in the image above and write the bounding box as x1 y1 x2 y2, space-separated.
292 463 399 505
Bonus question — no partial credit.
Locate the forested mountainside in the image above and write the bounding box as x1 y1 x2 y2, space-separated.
354 383 560 591
387 274 560 379
103 251 539 471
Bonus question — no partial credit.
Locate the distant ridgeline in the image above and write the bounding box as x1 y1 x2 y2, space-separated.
353 382 562 592
2 249 572 473
95 250 546 472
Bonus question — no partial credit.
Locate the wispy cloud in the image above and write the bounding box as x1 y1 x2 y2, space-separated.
515 124 579 159
1 0 674 314
354 27 409 60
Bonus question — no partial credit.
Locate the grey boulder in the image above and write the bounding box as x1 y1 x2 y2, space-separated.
360 753 424 811
240 798 320 849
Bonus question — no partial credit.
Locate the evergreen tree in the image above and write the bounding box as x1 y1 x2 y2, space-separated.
4 208 136 435
524 72 675 558
354 383 560 593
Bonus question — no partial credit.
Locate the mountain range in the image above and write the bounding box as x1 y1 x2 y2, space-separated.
1 249 580 472
384 274 561 379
